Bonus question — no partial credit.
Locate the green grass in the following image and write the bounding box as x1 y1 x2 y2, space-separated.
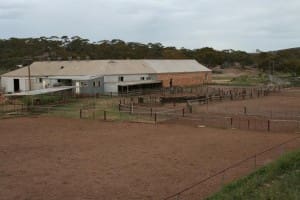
33 96 154 122
211 73 271 86
230 74 270 86
206 149 300 200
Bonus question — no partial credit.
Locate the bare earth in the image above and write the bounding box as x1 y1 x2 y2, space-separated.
0 117 299 200
194 88 300 119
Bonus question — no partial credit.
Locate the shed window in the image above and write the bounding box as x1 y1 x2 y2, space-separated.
93 81 96 87
80 82 88 87
39 78 42 83
98 81 101 87
119 76 124 82
140 77 145 80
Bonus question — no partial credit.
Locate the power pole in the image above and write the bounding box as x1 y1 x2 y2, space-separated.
28 65 31 91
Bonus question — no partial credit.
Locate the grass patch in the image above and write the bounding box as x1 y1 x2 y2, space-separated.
33 96 154 122
206 149 300 200
230 74 270 86
212 73 271 86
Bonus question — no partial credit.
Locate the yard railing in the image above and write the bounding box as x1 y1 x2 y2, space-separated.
174 112 300 133
4 103 298 133
0 102 26 118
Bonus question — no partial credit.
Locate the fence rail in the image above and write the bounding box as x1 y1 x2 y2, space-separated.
163 136 300 200
1 101 298 133
174 112 300 132
0 102 26 115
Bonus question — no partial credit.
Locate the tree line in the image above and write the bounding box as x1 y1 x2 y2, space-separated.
0 36 299 74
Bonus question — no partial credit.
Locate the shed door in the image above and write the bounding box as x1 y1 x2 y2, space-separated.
13 79 20 92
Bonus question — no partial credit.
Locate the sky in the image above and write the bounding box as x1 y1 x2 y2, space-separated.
0 0 300 52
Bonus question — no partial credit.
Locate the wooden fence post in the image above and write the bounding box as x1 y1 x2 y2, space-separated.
248 119 250 130
150 108 153 117
130 103 133 114
104 110 107 121
268 120 270 132
154 113 157 123
182 108 185 117
80 109 82 119
244 106 247 115
231 117 233 128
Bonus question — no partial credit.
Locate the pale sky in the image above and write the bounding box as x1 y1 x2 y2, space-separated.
0 0 300 52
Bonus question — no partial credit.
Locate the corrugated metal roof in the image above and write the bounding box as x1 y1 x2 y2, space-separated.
1 59 210 77
47 75 101 81
118 80 161 86
144 60 210 73
4 86 75 96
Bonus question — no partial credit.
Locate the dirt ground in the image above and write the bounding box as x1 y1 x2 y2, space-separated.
194 88 300 119
0 117 299 200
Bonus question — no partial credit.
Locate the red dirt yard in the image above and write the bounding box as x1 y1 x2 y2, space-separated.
0 117 299 200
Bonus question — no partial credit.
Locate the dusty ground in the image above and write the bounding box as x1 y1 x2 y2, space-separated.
194 88 300 119
0 117 299 200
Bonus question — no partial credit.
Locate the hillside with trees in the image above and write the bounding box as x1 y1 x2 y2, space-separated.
0 36 299 75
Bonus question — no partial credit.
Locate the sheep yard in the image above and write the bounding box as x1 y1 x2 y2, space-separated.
0 87 300 200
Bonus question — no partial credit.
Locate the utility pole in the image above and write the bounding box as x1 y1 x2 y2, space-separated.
28 65 31 91
24 58 33 91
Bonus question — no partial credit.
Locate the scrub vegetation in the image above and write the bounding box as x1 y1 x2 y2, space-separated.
0 37 299 75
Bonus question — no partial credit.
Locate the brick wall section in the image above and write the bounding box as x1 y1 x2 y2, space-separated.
157 71 212 87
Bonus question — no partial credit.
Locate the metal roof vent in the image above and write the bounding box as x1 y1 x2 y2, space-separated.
60 66 64 69
108 60 116 63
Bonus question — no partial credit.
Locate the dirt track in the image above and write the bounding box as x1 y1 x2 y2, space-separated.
0 117 299 200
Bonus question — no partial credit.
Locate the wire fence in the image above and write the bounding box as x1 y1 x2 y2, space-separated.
170 112 300 133
195 109 300 121
79 106 184 123
162 136 300 200
75 105 300 132
187 91 276 113
2 102 298 133
108 85 282 107
0 102 26 118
